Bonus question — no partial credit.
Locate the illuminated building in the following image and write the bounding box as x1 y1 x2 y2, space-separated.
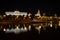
35 10 41 17
0 9 60 34
5 11 27 16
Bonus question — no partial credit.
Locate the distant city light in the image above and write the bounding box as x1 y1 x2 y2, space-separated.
50 24 52 27
59 21 60 26
39 26 41 29
28 13 31 16
3 15 6 17
28 25 31 31
3 28 6 31
16 26 19 29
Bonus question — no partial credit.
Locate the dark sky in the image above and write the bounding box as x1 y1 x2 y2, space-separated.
0 0 60 16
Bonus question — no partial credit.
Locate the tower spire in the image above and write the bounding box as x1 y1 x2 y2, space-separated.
35 9 41 17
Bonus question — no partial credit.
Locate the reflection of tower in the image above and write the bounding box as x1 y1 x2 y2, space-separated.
54 14 57 18
54 14 58 29
54 14 58 24
35 10 41 17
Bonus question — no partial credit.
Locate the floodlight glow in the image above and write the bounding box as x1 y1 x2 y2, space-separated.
5 11 27 16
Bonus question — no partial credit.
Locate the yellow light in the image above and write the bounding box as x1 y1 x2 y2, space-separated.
35 26 41 30
15 25 19 29
24 27 27 30
28 25 31 30
39 26 41 29
16 16 19 18
15 16 19 20
35 26 41 34
3 15 6 17
29 25 31 28
17 16 19 18
50 24 52 27
16 26 19 29
50 16 52 19
59 23 60 26
3 28 6 31
24 15 26 18
59 21 60 26
23 24 27 30
28 13 31 17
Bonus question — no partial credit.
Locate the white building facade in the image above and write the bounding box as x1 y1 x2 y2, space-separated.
5 11 27 16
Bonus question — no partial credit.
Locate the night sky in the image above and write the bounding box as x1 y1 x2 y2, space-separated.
0 0 60 16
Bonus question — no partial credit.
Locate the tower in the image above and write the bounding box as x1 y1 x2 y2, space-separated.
35 10 41 17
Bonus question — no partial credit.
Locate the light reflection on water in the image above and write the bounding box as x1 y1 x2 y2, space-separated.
3 24 41 34
0 23 60 34
5 27 28 34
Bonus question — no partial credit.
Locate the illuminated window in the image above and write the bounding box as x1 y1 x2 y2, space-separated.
59 21 60 26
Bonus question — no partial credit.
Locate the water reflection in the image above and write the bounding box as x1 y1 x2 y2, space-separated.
3 28 6 31
35 26 41 34
0 23 60 34
5 27 28 34
28 25 31 31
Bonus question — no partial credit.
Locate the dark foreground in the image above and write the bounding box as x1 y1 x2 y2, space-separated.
0 27 60 40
